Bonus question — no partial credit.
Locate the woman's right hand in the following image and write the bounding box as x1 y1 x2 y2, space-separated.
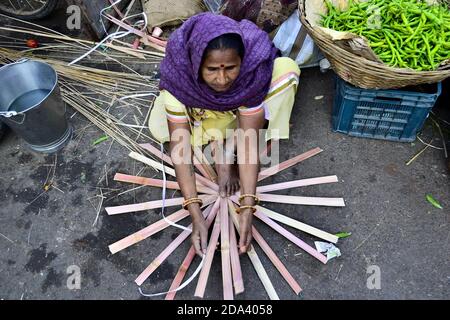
191 217 208 257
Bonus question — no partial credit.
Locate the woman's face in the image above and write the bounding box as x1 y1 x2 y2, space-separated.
200 48 241 92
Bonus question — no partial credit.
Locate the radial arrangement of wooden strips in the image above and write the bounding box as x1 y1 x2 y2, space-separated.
105 143 345 300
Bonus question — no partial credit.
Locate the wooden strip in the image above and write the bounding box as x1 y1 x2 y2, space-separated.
165 246 196 300
138 145 219 192
258 147 323 181
252 226 302 295
257 175 339 193
258 193 345 207
109 199 216 254
253 210 327 264
220 198 233 300
256 206 339 244
194 212 222 298
193 155 213 181
228 214 244 295
113 173 216 195
135 201 219 286
165 198 221 300
193 146 218 183
129 151 176 177
109 207 187 254
105 194 215 215
139 143 173 165
227 200 279 300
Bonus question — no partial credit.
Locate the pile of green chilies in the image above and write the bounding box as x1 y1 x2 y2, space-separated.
321 0 450 71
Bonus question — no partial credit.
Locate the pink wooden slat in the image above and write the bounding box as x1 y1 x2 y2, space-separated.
139 143 173 165
258 193 345 207
114 173 216 195
254 210 327 264
220 198 233 300
257 175 339 193
109 207 188 254
192 147 217 182
194 211 222 298
165 199 221 300
165 246 196 300
258 147 323 181
228 214 244 295
252 226 302 295
105 194 215 215
139 143 219 192
135 200 220 286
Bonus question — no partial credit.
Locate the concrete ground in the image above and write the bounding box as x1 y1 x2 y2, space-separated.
0 7 449 301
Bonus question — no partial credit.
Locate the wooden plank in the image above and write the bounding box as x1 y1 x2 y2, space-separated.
257 175 339 193
109 207 187 254
252 226 302 295
258 193 345 207
129 151 176 177
135 201 219 286
253 210 328 264
165 198 221 300
139 143 173 165
113 173 216 195
227 200 279 300
109 199 217 254
193 146 218 183
220 198 233 300
105 194 215 215
228 214 244 295
136 146 219 192
165 246 196 300
194 211 221 298
256 206 339 244
258 147 323 181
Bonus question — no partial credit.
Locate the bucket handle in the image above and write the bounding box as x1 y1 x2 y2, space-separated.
0 58 29 122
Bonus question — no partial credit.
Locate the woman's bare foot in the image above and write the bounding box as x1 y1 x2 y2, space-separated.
216 162 240 197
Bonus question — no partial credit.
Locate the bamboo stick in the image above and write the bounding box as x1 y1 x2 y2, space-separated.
258 147 323 181
108 203 209 254
253 210 328 264
165 246 197 300
257 175 339 193
258 193 345 207
193 146 218 183
227 200 279 300
165 199 222 300
194 211 222 298
252 226 302 295
105 194 215 215
113 173 216 195
137 143 219 192
135 201 219 286
220 198 233 300
256 206 339 244
228 214 244 295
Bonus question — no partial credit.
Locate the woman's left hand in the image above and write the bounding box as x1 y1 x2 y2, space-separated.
238 209 253 254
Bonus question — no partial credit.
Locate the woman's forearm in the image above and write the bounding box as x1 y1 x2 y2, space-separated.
237 110 266 202
168 122 203 221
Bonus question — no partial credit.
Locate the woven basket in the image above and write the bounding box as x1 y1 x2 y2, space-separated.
299 0 450 89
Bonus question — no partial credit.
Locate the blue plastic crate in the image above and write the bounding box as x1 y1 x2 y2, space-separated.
332 77 442 142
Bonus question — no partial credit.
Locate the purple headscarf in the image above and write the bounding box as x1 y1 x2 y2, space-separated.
159 13 279 111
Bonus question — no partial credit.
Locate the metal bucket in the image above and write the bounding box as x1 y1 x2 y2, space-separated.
0 59 72 153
